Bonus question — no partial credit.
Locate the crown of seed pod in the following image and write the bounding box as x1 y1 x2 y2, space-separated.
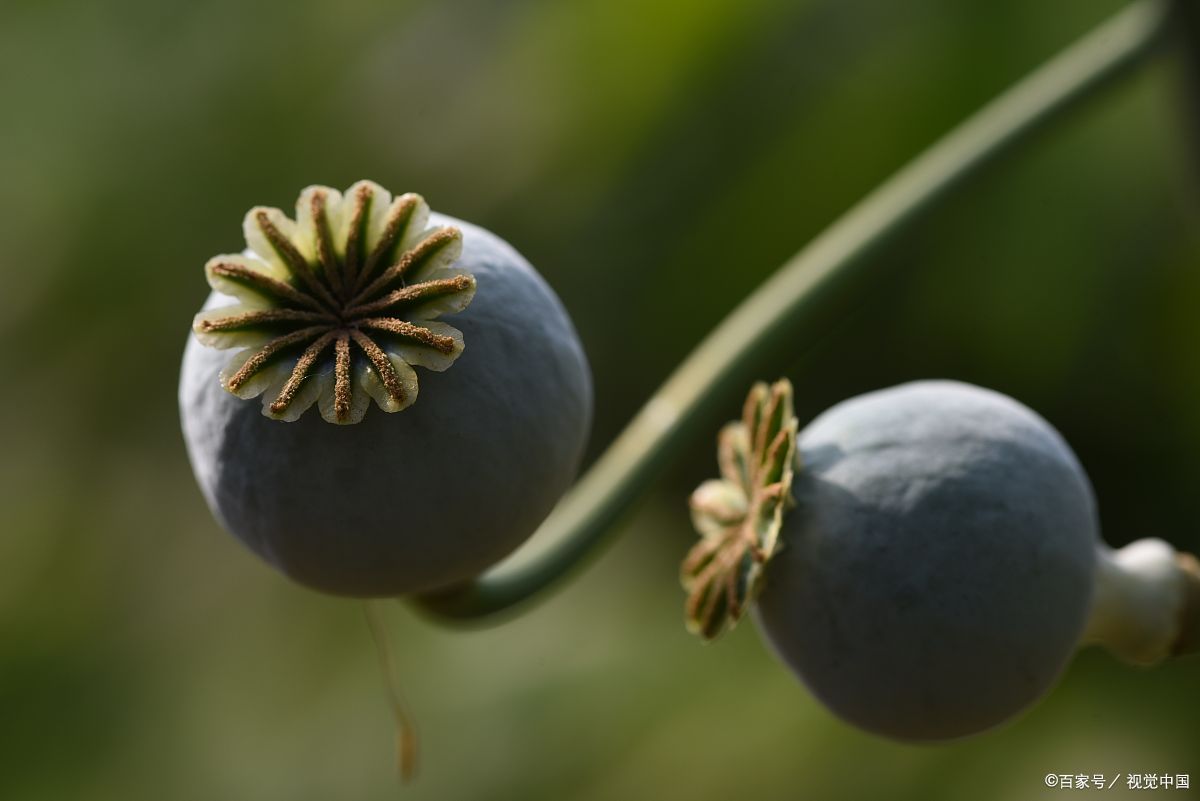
192 183 476 424
682 379 798 639
180 181 592 596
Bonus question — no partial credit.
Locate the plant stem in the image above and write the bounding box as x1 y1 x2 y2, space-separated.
414 0 1171 621
364 601 418 781
1170 0 1200 182
1082 539 1200 665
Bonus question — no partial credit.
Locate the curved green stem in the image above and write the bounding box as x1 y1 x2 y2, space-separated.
414 0 1171 621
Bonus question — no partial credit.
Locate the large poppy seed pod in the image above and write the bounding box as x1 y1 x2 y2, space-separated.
180 181 592 597
753 381 1097 740
683 380 1099 741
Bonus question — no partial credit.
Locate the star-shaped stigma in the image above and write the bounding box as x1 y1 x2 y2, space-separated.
681 379 799 640
192 181 476 424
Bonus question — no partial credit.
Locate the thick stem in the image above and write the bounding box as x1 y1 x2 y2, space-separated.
1082 539 1200 665
1168 0 1200 184
413 0 1171 621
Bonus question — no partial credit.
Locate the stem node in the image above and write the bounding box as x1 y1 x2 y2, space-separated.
1083 539 1200 665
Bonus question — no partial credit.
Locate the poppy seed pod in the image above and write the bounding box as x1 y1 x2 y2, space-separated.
180 182 592 597
684 380 1101 741
754 380 1097 740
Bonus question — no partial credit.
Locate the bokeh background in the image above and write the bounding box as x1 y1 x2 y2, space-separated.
2 0 1198 798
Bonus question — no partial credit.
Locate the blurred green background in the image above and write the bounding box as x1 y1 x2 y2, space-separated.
1 0 1198 798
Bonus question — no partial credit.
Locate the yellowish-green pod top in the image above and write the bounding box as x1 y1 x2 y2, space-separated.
193 180 476 424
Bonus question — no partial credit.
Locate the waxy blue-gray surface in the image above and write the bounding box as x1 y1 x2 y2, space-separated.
754 381 1098 740
180 215 592 597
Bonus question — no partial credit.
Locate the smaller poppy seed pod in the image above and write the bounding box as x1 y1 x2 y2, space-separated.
180 181 592 597
683 379 1200 742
